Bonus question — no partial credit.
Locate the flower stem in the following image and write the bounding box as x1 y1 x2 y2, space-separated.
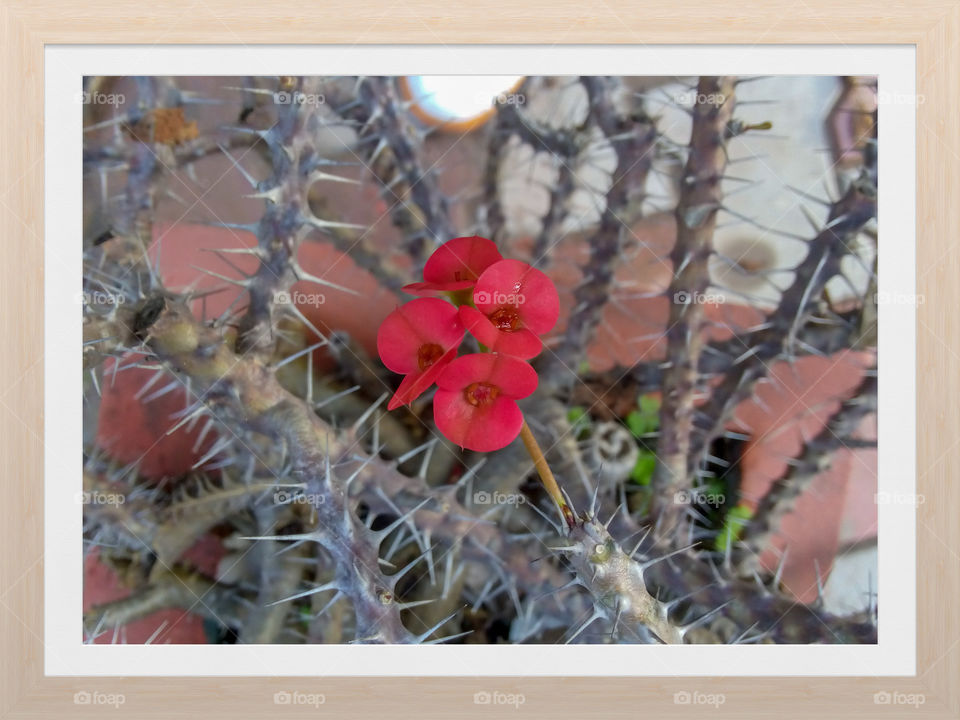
519 420 575 528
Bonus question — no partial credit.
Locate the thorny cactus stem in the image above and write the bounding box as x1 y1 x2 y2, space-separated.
546 76 658 382
327 77 454 265
611 509 878 644
559 516 686 644
83 75 880 646
483 77 567 245
558 510 877 645
687 178 878 472
736 371 878 574
547 503 877 644
140 300 423 642
232 76 361 358
85 566 245 634
653 77 738 532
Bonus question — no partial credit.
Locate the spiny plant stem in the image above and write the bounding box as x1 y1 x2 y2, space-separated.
519 420 575 528
82 75 880 645
652 76 737 535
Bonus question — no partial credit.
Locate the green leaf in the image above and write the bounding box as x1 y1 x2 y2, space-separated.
626 394 661 438
714 504 753 552
639 394 660 417
626 410 644 437
705 477 725 498
630 451 657 485
567 406 590 437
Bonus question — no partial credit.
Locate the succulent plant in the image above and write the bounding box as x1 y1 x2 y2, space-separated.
82 74 878 645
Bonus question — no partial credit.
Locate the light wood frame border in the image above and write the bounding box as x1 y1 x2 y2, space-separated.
2 2 957 717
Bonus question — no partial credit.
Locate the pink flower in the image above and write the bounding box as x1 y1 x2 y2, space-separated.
457 259 560 358
403 236 503 296
377 298 465 411
433 353 538 451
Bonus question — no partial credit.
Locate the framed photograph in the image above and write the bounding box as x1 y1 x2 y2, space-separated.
2 3 956 717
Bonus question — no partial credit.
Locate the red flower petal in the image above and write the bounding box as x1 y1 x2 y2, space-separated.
433 390 524 452
422 236 503 288
377 298 464 374
474 259 560 334
387 346 458 410
458 306 543 359
436 352 538 399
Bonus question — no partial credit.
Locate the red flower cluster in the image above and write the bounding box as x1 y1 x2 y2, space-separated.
377 236 559 451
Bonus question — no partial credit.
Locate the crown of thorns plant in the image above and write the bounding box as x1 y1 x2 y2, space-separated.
81 75 879 646
379 236 559 451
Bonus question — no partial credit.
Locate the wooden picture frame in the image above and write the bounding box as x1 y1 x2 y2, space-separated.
2 2 956 717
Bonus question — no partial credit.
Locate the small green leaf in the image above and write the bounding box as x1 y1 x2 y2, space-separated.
630 451 657 485
626 394 661 438
714 504 753 552
638 394 660 417
626 410 645 437
705 477 725 498
567 406 590 437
